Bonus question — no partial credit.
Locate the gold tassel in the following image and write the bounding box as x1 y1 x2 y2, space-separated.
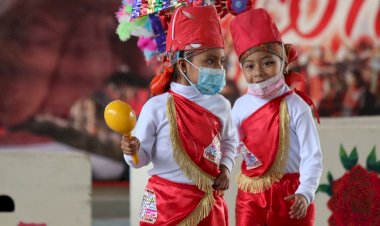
166 95 215 225
237 99 291 193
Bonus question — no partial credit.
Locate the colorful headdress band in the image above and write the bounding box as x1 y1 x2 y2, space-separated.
116 0 254 64
240 42 298 65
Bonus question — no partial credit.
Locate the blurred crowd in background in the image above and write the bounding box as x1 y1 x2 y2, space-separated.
291 39 380 117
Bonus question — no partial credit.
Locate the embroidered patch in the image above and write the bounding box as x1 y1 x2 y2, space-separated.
239 142 262 170
139 188 158 224
203 134 222 165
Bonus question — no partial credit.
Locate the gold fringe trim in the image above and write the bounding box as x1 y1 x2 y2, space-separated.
177 191 214 226
166 95 215 225
237 98 291 193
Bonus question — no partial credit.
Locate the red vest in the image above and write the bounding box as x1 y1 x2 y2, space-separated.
165 91 223 225
238 91 293 193
241 91 293 177
168 91 221 177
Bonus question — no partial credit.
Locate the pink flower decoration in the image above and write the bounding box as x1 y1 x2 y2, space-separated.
137 37 157 51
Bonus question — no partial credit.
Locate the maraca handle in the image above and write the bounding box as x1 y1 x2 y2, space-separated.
125 133 139 165
132 153 139 165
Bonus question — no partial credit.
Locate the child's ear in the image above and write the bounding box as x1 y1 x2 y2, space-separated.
178 59 187 73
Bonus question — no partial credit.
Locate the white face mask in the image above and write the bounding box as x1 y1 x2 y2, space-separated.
247 72 285 97
246 43 286 98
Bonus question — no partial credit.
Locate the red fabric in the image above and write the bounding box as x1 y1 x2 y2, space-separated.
308 76 323 107
166 6 224 52
240 91 293 177
149 66 174 95
141 176 228 226
198 194 229 226
235 173 315 226
285 44 298 63
230 8 282 59
285 70 307 95
170 91 221 177
285 70 306 92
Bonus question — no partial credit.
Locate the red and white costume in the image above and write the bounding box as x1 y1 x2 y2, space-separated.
124 6 238 226
230 8 323 226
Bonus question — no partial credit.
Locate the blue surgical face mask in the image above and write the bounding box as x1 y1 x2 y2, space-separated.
179 58 226 95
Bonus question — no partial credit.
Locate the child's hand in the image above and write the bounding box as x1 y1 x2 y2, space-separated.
121 135 140 156
213 165 230 191
284 194 308 219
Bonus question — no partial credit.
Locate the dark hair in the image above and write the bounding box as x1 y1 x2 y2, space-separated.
171 64 179 82
170 50 193 82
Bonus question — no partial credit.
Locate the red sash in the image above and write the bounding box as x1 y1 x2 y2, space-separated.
165 91 223 225
240 91 293 178
139 176 228 226
168 90 221 177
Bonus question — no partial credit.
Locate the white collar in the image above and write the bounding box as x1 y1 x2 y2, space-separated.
170 82 202 99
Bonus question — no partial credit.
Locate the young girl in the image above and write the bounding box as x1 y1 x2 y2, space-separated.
121 6 237 226
230 8 323 225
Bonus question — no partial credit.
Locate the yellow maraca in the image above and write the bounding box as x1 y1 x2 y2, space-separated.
104 100 138 164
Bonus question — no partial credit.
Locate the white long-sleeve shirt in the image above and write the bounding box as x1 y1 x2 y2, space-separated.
231 85 323 204
124 82 238 185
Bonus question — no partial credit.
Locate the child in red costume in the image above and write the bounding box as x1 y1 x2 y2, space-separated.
121 6 237 226
230 8 323 226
